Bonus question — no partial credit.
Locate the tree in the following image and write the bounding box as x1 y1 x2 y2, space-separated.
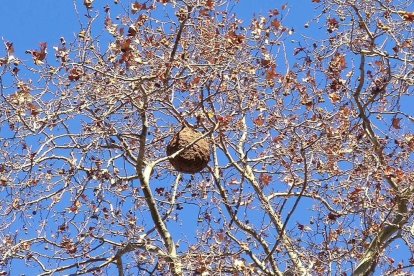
1 0 414 274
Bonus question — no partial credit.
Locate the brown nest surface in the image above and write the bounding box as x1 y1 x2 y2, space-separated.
166 126 211 174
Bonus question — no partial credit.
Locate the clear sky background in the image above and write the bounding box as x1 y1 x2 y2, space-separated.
1 1 411 275
0 1 316 61
0 2 318 275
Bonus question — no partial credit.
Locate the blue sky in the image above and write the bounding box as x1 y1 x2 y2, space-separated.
0 1 77 54
0 2 319 275
2 1 412 275
0 1 315 59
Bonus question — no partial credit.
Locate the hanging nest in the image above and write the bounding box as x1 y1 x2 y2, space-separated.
166 126 211 174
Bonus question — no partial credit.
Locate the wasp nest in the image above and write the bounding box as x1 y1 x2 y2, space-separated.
166 126 211 174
